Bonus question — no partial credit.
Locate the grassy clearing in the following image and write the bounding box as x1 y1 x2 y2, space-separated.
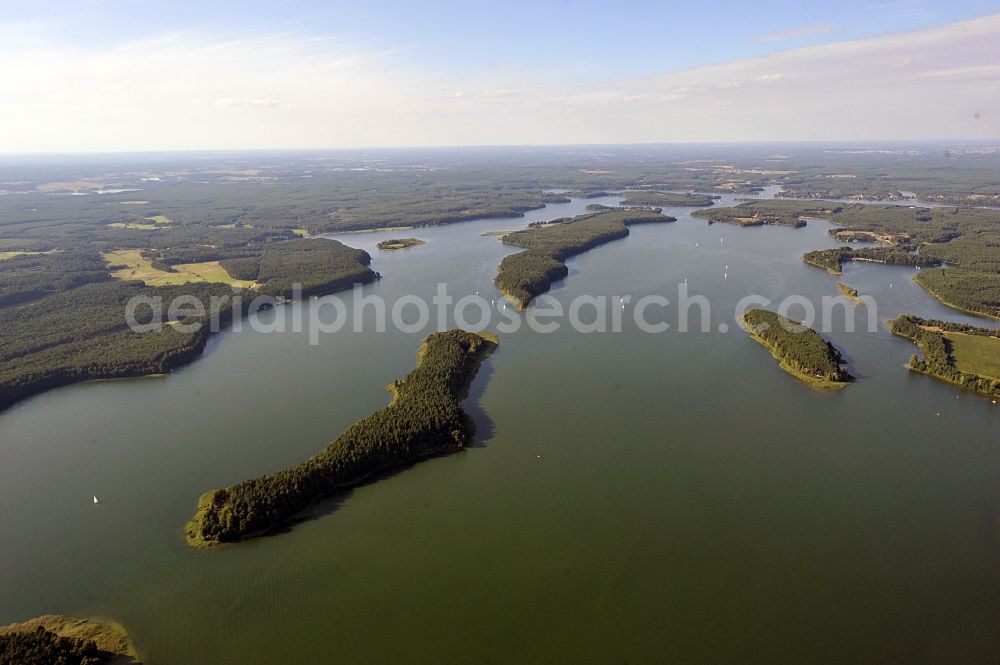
109 215 172 230
104 249 257 288
0 250 57 260
945 332 1000 380
108 222 160 230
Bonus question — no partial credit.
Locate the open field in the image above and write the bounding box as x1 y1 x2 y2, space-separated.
946 332 1000 380
0 250 57 260
108 222 160 230
104 249 257 288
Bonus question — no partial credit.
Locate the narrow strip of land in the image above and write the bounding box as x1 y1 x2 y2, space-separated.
495 208 673 308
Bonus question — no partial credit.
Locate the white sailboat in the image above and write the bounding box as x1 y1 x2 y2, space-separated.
93 495 100 504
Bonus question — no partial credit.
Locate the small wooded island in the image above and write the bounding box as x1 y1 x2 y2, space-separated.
186 329 498 547
890 315 1000 396
742 309 853 389
836 282 866 304
376 237 425 250
495 208 673 308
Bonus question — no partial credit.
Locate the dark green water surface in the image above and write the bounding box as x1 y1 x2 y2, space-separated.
2 194 1000 663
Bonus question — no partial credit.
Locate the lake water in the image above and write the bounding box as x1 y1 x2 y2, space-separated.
2 195 1000 664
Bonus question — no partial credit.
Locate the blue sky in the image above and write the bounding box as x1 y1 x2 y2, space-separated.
7 0 998 80
1 1 998 150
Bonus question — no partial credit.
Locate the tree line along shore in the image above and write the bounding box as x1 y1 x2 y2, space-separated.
890 315 1000 397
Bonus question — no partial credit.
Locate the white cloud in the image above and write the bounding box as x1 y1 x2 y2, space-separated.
754 22 833 42
217 98 281 108
0 14 998 151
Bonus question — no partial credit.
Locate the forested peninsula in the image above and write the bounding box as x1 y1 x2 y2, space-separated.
495 208 672 308
742 309 853 389
618 191 716 207
186 330 498 547
0 615 139 665
890 315 1000 396
803 247 940 274
712 200 1000 318
0 239 375 412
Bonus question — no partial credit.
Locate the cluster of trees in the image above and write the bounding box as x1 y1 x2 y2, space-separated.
189 330 497 544
742 308 852 384
219 238 376 297
618 191 715 207
890 315 1000 395
495 209 671 307
803 247 940 274
0 626 102 665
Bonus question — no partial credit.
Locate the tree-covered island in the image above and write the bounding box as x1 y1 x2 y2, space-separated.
741 308 853 389
376 237 425 250
186 330 498 547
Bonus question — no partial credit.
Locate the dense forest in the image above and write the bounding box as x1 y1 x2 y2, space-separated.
495 208 672 308
742 308 852 387
0 238 375 412
913 269 1000 319
618 191 715 207
0 250 110 308
0 281 241 412
187 330 498 545
890 315 1000 396
218 238 376 297
0 626 102 665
